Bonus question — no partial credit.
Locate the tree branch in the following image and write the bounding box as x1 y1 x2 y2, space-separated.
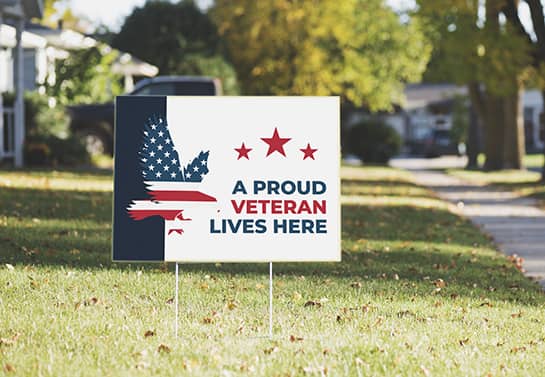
503 0 533 44
525 0 545 58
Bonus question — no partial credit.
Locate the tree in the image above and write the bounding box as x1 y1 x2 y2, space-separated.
47 45 124 105
41 0 87 32
211 0 431 111
112 0 239 94
418 0 533 170
523 0 545 181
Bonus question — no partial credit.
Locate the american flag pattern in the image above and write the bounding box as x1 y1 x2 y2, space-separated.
140 115 209 182
127 114 216 225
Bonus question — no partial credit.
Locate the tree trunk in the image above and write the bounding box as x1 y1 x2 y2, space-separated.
467 83 484 169
483 96 505 171
541 90 545 181
502 85 525 170
466 108 480 169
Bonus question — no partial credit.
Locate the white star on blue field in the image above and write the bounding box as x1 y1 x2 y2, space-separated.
139 115 209 182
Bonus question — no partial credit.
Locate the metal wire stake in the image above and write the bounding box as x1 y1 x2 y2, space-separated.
269 262 273 339
175 262 179 338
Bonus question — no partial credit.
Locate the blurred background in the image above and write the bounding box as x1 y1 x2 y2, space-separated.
0 0 544 179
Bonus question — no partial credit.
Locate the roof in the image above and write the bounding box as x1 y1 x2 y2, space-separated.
26 22 159 77
0 0 42 18
26 22 96 50
112 53 158 77
403 83 467 110
0 23 45 48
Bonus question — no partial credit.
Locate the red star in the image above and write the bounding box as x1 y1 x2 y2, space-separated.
261 127 291 157
300 143 318 160
235 142 252 160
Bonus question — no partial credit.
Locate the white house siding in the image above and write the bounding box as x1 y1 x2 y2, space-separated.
0 48 13 92
523 90 544 151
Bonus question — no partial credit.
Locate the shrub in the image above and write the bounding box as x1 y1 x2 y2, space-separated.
346 120 401 164
24 134 90 167
24 142 51 166
3 91 91 166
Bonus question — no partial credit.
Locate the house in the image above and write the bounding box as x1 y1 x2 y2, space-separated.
0 0 43 167
25 22 159 92
0 16 159 166
345 83 545 155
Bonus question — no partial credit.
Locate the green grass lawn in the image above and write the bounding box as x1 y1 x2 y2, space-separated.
476 153 544 169
2 167 545 376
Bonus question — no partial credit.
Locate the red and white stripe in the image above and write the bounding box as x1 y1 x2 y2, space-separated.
127 182 216 221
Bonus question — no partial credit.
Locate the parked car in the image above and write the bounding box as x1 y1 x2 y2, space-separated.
67 76 222 155
424 129 461 158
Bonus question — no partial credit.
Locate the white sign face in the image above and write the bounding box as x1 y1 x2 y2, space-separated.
114 96 340 262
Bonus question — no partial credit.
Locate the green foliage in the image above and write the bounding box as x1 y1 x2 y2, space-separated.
112 1 220 75
346 120 401 163
418 1 531 96
112 1 239 92
25 135 90 167
176 54 240 95
2 91 90 166
47 45 123 106
23 91 69 139
212 0 431 110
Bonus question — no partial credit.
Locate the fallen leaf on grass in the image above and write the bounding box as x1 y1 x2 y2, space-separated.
289 335 304 342
507 254 525 272
511 311 523 318
132 350 148 358
304 300 322 308
459 338 469 346
511 346 527 353
88 297 99 305
166 297 174 304
0 333 20 346
263 346 278 354
144 330 155 338
397 310 415 318
135 361 150 369
74 297 100 310
157 344 171 353
4 364 15 373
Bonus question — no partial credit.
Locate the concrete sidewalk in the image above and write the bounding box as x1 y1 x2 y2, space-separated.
391 157 545 286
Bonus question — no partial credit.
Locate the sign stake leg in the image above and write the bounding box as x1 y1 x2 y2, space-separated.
269 262 273 340
175 262 179 338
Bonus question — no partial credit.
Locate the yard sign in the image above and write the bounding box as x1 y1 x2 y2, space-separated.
113 96 340 262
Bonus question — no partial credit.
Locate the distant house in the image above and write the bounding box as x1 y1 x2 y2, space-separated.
0 0 43 167
0 16 159 166
345 83 545 155
25 22 159 92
